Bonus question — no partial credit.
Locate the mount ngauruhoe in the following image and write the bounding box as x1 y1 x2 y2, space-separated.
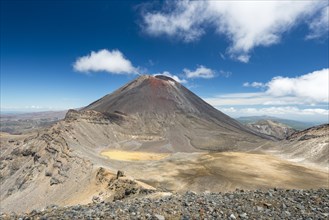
0 75 328 213
80 75 270 152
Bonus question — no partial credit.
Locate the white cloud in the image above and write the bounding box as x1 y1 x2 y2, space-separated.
219 106 329 122
235 55 251 63
205 68 329 106
184 65 215 79
219 70 232 78
219 52 226 60
148 59 155 66
154 65 216 83
243 82 266 88
220 106 329 116
142 1 326 62
73 49 138 74
266 68 329 103
306 6 329 39
142 1 207 42
154 71 187 84
204 93 307 106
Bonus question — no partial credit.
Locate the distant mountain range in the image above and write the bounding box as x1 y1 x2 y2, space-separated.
0 110 67 134
236 115 319 130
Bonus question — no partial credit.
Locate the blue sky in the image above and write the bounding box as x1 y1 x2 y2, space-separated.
1 0 328 122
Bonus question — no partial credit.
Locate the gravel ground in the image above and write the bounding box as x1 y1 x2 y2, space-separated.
1 188 328 220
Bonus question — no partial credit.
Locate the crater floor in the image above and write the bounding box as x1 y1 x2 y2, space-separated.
102 150 329 192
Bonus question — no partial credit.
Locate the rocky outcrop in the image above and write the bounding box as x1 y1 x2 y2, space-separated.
0 124 94 212
281 124 329 165
246 120 296 140
92 167 157 203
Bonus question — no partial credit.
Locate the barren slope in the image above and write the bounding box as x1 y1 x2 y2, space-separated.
280 124 329 166
0 126 155 213
82 75 271 152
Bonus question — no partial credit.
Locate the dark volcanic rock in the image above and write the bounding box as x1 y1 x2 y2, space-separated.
81 75 271 152
116 170 125 179
3 188 328 220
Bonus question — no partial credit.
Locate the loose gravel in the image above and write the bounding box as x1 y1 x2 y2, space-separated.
1 188 328 219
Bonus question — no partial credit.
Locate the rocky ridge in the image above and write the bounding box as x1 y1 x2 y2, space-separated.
280 124 329 165
2 188 328 220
